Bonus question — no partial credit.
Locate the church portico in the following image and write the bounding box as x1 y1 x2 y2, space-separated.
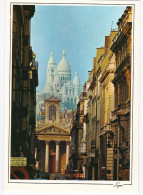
36 94 71 177
38 136 70 174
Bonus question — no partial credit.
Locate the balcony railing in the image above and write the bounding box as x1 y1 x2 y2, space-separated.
115 54 130 76
91 140 96 148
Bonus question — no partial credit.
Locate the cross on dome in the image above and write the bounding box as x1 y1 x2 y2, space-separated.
63 50 65 56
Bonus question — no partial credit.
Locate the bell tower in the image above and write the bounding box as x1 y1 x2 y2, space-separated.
44 95 61 124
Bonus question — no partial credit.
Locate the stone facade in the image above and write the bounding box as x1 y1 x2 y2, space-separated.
99 32 117 180
110 6 132 180
70 81 89 178
36 95 71 177
11 5 38 174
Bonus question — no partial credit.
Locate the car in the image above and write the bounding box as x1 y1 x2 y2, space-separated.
34 172 50 180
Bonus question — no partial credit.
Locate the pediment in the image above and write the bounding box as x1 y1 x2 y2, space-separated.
36 124 70 135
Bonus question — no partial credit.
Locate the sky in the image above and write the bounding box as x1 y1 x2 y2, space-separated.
31 5 126 92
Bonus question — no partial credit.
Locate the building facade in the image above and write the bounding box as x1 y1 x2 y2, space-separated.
36 95 71 178
110 6 132 180
70 81 89 179
11 5 38 178
99 32 117 180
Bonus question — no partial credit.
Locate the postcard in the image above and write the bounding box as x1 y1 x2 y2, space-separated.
2 0 140 193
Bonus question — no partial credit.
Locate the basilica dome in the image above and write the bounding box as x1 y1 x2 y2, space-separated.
57 50 71 75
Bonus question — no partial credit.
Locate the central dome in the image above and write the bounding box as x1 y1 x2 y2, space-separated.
57 50 71 73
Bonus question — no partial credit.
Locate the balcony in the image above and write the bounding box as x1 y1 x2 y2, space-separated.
114 54 130 77
80 143 86 154
89 73 96 90
91 140 96 148
84 113 89 124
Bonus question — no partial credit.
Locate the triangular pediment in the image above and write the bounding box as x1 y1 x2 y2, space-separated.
36 124 70 135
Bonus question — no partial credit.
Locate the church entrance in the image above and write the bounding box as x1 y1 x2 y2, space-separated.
49 155 55 174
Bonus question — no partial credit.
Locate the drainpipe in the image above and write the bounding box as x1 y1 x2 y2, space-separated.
95 95 98 179
117 126 120 180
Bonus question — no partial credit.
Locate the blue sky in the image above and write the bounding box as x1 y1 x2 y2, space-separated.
31 5 126 92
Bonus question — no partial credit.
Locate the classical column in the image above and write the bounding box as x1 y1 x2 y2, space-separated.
66 141 70 167
55 141 60 173
45 141 50 173
35 148 37 160
35 148 39 170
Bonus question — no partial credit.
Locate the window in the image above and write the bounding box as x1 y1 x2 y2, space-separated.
49 105 56 120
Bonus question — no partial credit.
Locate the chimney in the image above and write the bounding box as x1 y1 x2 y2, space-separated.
104 36 110 53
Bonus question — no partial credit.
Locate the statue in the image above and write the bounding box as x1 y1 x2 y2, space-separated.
52 115 55 123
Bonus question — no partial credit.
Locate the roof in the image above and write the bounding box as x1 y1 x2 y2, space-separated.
45 95 61 102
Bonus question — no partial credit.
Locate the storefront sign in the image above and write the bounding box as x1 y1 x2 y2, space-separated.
10 157 27 166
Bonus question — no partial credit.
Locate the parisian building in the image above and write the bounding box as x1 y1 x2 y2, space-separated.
70 81 90 179
110 6 132 180
11 5 38 178
99 31 117 180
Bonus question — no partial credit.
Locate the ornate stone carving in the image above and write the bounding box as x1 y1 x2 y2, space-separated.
38 134 70 142
38 126 69 135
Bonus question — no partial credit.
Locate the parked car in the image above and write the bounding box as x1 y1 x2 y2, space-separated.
34 172 50 180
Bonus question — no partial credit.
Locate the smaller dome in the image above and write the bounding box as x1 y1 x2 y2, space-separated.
73 72 80 86
48 52 56 67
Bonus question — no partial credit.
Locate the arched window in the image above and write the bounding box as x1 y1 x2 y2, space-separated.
74 98 76 103
49 105 56 120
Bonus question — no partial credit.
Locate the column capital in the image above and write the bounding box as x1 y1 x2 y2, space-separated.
66 141 70 145
55 141 60 145
45 141 50 145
